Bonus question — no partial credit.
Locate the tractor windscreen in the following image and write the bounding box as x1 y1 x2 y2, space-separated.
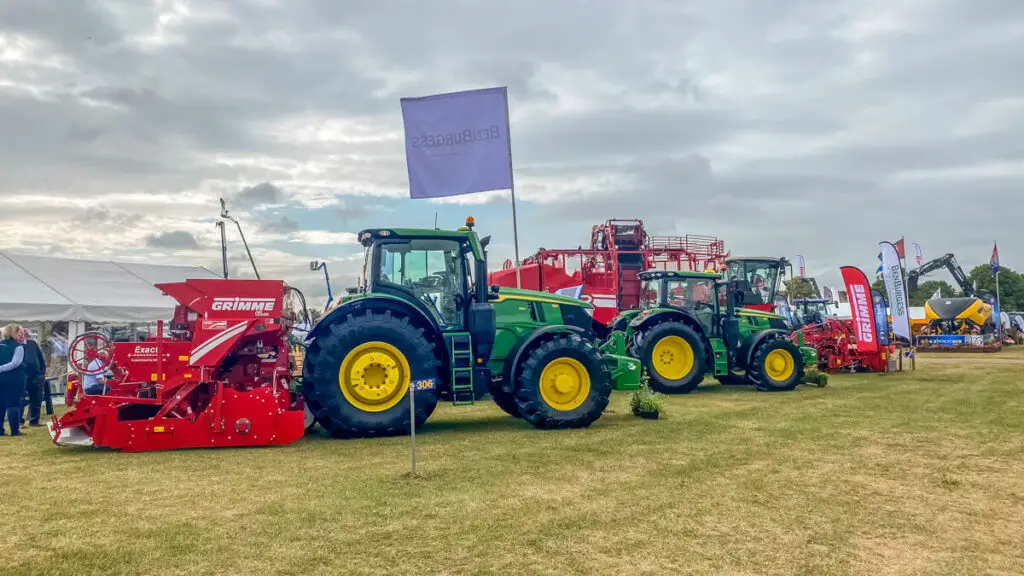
377 239 465 327
640 278 662 309
640 276 715 310
726 260 781 305
794 301 829 326
664 278 715 310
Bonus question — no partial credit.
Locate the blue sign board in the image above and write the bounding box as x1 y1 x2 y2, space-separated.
916 335 984 348
413 378 437 391
871 290 889 346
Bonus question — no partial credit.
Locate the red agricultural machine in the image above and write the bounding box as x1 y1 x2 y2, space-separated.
49 279 308 452
488 219 728 323
789 298 890 373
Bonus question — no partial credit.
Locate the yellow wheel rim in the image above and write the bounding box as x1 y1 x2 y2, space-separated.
538 357 591 411
338 341 410 413
764 349 795 382
650 335 694 380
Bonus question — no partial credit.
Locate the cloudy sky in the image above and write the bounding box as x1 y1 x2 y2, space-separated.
1 0 1019 305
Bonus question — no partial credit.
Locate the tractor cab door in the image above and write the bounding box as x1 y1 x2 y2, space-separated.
375 239 469 330
664 277 717 334
462 244 496 363
725 259 783 310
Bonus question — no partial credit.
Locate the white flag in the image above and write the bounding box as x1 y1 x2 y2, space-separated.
880 241 912 343
932 287 942 299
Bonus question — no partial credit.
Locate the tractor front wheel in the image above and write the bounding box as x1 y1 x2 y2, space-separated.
633 323 707 394
748 338 804 392
514 334 611 429
302 309 440 437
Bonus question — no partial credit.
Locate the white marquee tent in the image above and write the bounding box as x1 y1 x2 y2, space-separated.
0 251 220 324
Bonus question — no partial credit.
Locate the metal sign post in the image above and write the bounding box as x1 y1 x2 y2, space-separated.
409 380 417 475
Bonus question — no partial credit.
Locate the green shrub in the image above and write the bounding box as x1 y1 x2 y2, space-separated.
803 369 829 387
630 377 665 416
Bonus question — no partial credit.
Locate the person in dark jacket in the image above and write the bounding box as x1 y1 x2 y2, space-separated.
18 329 48 427
0 324 28 437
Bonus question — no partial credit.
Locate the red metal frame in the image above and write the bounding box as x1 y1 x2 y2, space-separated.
798 318 890 373
49 279 306 452
489 219 727 323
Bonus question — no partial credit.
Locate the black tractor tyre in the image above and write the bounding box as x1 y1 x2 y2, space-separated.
488 379 522 418
514 334 612 430
748 338 805 392
632 322 707 394
301 309 441 438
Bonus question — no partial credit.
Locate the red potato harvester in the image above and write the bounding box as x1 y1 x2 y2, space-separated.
49 279 308 452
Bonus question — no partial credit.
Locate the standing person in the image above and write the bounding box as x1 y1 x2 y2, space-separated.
0 324 28 436
19 328 47 427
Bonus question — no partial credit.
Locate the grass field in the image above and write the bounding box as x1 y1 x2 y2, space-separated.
2 350 1023 576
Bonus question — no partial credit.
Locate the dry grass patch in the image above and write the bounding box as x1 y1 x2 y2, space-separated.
1 352 1023 575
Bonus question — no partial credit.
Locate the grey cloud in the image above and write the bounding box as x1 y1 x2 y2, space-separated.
1 0 1022 292
235 182 287 208
145 230 201 250
518 108 742 165
73 207 141 228
262 215 300 233
332 202 369 223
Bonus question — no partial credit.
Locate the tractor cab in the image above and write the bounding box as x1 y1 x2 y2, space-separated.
358 223 490 323
723 257 789 312
791 298 831 327
638 270 722 332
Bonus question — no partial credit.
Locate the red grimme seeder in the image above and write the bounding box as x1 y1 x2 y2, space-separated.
49 279 307 452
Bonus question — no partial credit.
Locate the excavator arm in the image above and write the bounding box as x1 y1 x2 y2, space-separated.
907 253 974 296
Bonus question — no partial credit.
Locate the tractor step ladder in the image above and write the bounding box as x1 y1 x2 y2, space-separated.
447 332 475 406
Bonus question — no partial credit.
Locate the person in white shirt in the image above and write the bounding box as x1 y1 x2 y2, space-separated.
82 353 109 395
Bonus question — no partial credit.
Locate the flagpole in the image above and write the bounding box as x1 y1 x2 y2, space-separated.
899 238 916 370
504 87 522 289
995 267 1001 341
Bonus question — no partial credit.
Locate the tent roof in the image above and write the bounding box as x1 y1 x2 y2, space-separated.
0 252 220 323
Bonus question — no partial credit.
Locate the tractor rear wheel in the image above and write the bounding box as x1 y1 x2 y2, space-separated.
488 379 521 418
302 309 440 437
748 338 804 392
633 323 707 394
514 334 611 429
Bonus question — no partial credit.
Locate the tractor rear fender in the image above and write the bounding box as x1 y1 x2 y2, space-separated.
742 329 789 367
630 309 705 336
500 325 588 393
307 295 448 371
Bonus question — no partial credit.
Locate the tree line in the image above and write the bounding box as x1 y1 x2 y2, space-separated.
781 264 1024 311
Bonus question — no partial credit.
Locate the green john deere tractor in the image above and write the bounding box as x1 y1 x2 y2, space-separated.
601 270 816 394
300 218 641 437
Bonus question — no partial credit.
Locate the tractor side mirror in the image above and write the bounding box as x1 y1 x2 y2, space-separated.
489 285 501 298
309 260 320 271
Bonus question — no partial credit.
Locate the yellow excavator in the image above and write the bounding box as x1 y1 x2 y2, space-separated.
907 253 993 335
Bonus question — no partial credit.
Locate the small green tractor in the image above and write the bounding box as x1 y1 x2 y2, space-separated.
300 219 641 437
601 270 817 394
